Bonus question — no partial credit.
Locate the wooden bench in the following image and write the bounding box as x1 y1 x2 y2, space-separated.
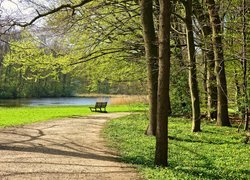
89 102 107 113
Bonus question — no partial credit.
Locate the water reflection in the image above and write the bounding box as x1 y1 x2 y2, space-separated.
0 97 110 107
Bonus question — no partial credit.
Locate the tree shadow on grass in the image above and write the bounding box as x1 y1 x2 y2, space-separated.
168 135 240 145
118 137 249 179
169 142 221 179
169 141 250 179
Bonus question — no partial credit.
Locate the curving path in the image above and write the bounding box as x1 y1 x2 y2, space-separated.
0 113 140 180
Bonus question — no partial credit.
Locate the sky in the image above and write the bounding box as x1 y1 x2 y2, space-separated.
0 0 49 34
0 0 54 22
1 0 31 17
1 0 19 10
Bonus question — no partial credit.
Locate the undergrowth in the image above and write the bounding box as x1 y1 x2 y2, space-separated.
104 114 250 180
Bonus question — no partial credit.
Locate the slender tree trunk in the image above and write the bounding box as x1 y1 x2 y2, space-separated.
0 46 4 77
172 14 185 67
242 0 249 130
62 73 67 95
205 33 217 120
206 50 217 120
234 69 242 113
140 0 158 136
202 50 208 106
0 56 3 77
155 0 171 167
206 0 231 126
193 0 217 120
184 0 201 132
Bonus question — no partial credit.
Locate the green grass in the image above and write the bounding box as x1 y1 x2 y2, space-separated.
104 114 250 180
0 106 92 127
0 104 146 127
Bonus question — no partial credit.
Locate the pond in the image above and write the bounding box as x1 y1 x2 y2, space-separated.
0 97 110 107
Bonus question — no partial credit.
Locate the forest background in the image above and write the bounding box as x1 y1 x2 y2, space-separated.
0 0 249 119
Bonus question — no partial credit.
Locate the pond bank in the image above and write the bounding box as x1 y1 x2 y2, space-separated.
0 95 147 107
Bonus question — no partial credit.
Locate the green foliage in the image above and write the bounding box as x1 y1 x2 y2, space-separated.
0 0 146 97
170 60 191 115
104 114 250 179
61 0 146 94
169 78 192 116
222 0 250 112
0 33 76 98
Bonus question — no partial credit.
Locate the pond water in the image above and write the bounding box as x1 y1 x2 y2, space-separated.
0 97 110 107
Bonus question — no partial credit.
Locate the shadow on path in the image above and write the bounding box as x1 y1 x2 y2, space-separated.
0 113 139 180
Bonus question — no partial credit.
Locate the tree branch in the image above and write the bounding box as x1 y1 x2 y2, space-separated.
13 0 93 27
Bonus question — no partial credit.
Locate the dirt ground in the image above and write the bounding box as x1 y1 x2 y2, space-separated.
0 113 141 180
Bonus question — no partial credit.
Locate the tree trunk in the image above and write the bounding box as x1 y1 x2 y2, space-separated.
202 50 208 107
193 0 217 120
242 0 248 130
234 69 242 113
0 44 5 77
205 31 217 121
206 51 217 120
140 0 158 136
155 0 171 167
206 0 231 126
184 0 201 132
0 56 3 77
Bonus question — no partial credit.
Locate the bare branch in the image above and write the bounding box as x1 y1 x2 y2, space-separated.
13 0 93 27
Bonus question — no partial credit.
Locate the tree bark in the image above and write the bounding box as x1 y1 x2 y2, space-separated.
242 0 248 130
206 50 217 120
234 69 242 113
140 0 158 136
206 0 231 126
0 55 3 77
202 50 208 107
184 0 201 132
193 0 217 120
155 0 171 167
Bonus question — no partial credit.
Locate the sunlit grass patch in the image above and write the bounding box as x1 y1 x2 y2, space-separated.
0 104 147 127
104 114 250 180
0 106 93 127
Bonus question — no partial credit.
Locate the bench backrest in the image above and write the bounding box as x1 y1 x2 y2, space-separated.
95 102 107 108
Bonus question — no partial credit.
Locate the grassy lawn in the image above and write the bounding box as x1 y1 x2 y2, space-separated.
104 114 250 180
0 104 146 127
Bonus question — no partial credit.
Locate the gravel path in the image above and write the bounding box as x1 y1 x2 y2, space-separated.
0 113 140 180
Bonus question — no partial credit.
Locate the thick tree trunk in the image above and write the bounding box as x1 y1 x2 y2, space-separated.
193 0 217 120
140 0 158 136
206 0 231 126
184 0 201 132
155 0 171 167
